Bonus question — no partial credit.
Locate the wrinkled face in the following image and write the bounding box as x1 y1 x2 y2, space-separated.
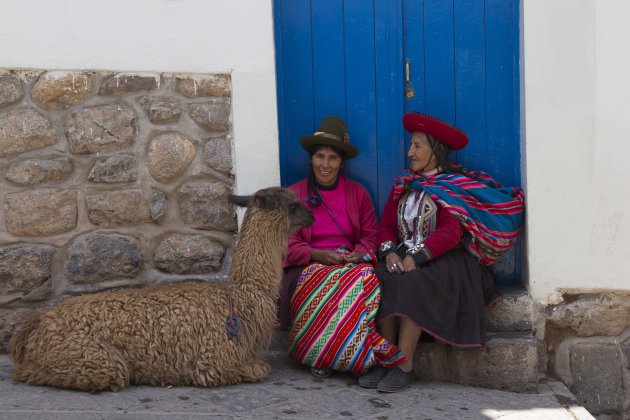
408 132 437 172
311 146 343 186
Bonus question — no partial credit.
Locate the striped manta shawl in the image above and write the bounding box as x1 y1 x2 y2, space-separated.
393 164 525 265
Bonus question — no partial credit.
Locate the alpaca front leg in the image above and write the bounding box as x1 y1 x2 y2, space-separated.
239 357 271 383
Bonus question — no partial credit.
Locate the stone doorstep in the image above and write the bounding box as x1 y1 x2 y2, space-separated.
413 332 539 393
269 330 539 393
487 287 537 332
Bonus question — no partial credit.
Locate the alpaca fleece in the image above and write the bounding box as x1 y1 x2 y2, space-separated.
10 187 313 392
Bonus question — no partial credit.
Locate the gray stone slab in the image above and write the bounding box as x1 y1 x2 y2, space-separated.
0 352 593 419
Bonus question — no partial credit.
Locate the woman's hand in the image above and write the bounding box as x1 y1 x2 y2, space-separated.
311 249 344 265
401 255 417 272
385 253 404 274
343 251 364 264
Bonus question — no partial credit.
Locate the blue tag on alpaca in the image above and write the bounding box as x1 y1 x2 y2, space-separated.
226 315 242 340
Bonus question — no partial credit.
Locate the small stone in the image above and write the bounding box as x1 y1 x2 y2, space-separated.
153 234 225 274
4 189 77 236
188 99 231 132
86 189 148 227
99 73 160 96
0 245 55 295
203 135 233 174
177 180 236 231
149 189 167 224
31 71 93 110
175 74 231 98
6 158 73 185
549 293 630 337
147 133 196 183
88 154 137 183
65 233 142 284
137 95 182 124
0 73 23 107
0 107 57 158
66 104 136 154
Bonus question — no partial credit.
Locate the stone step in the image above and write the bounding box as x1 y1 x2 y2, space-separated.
487 287 538 332
270 330 539 392
413 331 539 393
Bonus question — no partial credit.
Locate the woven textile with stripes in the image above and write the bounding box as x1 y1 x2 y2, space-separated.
288 262 405 374
393 164 525 265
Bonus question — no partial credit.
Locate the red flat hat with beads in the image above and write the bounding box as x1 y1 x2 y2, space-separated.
402 112 468 151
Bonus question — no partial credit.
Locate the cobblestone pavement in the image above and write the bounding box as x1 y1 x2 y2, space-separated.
0 352 593 419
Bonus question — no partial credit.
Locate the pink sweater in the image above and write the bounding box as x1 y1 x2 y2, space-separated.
285 176 378 267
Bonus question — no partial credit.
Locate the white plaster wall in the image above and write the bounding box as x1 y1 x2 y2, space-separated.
523 0 630 302
0 0 280 195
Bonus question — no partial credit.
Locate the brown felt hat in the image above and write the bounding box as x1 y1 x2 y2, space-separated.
300 115 359 159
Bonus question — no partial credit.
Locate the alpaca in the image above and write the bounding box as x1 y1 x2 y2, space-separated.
9 186 313 392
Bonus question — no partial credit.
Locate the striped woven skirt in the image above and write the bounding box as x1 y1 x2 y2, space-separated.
288 262 405 374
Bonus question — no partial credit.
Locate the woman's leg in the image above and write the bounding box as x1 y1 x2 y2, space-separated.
378 316 398 343
397 317 422 372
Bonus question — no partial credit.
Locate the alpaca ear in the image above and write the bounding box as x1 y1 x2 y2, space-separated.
230 194 253 208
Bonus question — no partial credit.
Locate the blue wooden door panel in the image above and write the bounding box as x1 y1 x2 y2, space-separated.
274 0 315 185
454 0 487 170
344 0 378 199
312 0 346 122
375 0 405 212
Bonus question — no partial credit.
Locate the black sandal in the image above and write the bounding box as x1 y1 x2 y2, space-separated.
310 367 332 378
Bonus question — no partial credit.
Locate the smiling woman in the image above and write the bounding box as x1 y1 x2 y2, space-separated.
277 115 405 380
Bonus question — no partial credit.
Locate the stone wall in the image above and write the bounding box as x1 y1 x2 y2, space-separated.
545 292 630 419
0 69 236 352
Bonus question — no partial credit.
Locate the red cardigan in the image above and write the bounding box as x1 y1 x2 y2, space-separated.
285 177 378 267
378 188 462 260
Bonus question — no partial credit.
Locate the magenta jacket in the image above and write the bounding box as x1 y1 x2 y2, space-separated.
284 176 378 267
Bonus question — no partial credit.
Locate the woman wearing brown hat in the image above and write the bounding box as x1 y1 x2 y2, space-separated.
358 112 525 392
278 115 404 379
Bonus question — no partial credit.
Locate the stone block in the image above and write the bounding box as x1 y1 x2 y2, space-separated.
4 189 77 236
486 288 535 332
153 234 225 274
6 158 73 185
204 135 233 175
86 189 148 227
548 293 630 337
99 73 160 95
0 72 22 107
413 332 539 392
31 71 93 110
175 74 231 98
137 95 182 124
147 133 196 183
188 99 231 132
0 245 55 295
66 104 136 154
87 154 137 183
65 233 142 284
570 343 624 413
177 180 236 232
149 189 167 224
0 107 57 158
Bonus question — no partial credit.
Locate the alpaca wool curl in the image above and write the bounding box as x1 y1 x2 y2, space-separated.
9 187 314 392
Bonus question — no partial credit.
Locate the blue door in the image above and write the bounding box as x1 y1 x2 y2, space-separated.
273 0 520 286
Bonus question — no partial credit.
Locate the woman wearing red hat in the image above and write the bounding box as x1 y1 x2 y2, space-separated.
278 115 405 379
359 112 525 392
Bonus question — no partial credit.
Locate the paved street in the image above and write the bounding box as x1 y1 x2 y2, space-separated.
0 352 593 419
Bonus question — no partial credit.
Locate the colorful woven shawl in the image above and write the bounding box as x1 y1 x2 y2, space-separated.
393 164 525 265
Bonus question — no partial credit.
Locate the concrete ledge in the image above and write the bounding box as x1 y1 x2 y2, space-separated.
487 287 539 332
413 332 539 393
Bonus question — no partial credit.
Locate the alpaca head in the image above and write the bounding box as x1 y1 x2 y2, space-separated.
231 187 314 232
